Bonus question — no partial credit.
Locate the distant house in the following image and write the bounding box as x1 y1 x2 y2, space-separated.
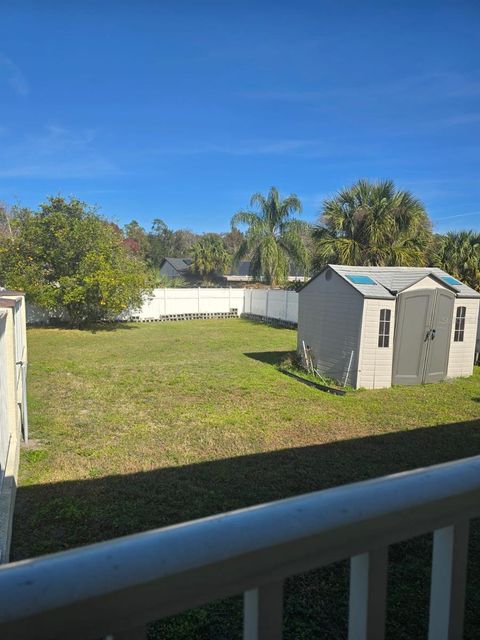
223 261 308 283
158 258 194 279
159 257 309 284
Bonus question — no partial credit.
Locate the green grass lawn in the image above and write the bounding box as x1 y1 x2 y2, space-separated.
12 319 480 639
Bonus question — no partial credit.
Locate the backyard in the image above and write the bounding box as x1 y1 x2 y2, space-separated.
12 319 480 639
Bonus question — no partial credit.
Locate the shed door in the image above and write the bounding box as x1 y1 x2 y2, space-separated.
423 290 454 383
392 289 455 385
392 290 434 385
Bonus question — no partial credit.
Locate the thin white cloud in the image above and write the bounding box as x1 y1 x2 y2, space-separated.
150 138 370 159
241 72 480 104
153 139 319 156
437 114 480 127
434 211 480 222
0 53 29 96
0 125 120 179
0 159 119 179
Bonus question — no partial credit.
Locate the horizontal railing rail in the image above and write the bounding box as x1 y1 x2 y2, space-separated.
1 455 480 639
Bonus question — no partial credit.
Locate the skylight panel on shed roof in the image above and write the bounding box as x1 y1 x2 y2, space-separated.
346 274 377 285
440 276 462 286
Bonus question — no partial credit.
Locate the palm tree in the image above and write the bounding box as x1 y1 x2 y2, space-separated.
231 187 310 286
313 179 432 268
190 234 231 277
435 230 480 291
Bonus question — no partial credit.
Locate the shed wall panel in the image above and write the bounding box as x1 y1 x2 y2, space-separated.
447 298 479 378
297 271 363 387
357 299 396 389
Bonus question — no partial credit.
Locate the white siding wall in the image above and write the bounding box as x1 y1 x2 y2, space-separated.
0 303 24 562
447 298 479 379
297 271 364 387
476 311 480 355
357 299 396 389
405 275 450 291
0 312 9 483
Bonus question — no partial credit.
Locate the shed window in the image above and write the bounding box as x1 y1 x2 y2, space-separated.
378 309 391 347
454 306 466 342
347 274 376 285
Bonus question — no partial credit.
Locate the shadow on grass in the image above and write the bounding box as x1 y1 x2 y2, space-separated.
240 317 297 331
12 418 480 639
244 350 295 366
28 322 139 333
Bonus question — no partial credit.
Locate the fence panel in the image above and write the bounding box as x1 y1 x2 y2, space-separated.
26 288 298 324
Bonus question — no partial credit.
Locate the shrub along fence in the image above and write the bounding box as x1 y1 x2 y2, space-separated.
0 290 27 563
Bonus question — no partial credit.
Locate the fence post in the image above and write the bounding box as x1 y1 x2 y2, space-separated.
284 290 288 322
198 287 200 314
265 289 269 319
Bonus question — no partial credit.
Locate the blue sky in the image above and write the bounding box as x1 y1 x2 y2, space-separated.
0 1 479 234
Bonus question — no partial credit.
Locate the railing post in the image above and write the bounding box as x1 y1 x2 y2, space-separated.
106 625 147 639
348 547 388 640
107 625 147 640
243 581 283 640
428 520 469 640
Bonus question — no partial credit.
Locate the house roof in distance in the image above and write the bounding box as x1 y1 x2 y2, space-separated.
227 261 307 278
161 257 193 274
304 265 480 299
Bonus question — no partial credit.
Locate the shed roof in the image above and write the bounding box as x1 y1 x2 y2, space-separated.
306 265 480 299
0 287 25 296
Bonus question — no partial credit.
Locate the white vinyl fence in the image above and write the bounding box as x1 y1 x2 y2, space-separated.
131 288 246 321
27 288 300 326
243 288 298 325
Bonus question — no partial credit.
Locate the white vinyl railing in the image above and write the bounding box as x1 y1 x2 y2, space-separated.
1 455 479 639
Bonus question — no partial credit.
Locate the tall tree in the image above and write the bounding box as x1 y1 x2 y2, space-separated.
0 196 152 325
231 186 310 286
313 179 432 268
171 229 199 256
221 228 244 256
434 230 480 291
190 234 231 277
147 218 175 268
123 220 150 260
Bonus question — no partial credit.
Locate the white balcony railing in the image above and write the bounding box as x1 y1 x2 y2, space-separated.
1 455 479 640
